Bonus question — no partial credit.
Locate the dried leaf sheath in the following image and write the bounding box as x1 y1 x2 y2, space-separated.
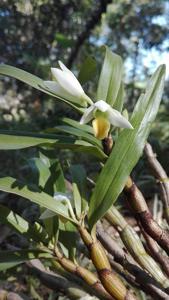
106 206 169 289
54 246 113 300
97 222 169 299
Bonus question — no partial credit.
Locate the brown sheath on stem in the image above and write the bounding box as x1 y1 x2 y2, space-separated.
125 176 169 256
105 208 169 289
78 226 138 300
97 221 169 299
140 225 169 278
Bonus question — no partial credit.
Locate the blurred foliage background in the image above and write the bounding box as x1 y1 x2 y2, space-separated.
0 0 169 298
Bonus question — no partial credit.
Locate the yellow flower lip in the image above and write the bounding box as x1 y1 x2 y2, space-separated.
92 116 110 140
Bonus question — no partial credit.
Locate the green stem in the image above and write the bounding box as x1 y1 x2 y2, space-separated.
78 226 138 300
106 206 169 289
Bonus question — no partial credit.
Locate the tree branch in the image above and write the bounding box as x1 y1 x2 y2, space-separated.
67 0 112 68
144 142 169 223
140 225 169 277
125 177 169 256
28 259 91 299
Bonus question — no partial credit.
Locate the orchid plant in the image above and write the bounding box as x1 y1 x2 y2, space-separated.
0 46 167 300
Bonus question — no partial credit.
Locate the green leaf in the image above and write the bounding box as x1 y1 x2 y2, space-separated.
0 131 106 159
89 65 166 228
0 204 49 243
0 261 21 271
78 56 97 85
70 164 87 213
97 46 123 106
0 177 77 224
65 140 106 160
30 157 51 189
0 64 44 90
0 131 62 150
42 214 59 244
113 82 124 112
0 249 52 271
0 64 83 111
72 183 81 219
62 118 93 134
30 154 65 195
59 221 77 259
51 159 66 193
54 125 101 148
31 154 65 240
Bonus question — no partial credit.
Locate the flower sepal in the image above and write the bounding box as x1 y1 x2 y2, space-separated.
43 61 93 108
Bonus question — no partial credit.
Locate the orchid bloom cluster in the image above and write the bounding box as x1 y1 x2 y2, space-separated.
44 61 133 140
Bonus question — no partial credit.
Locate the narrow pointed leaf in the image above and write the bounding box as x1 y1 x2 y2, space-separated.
113 82 124 112
54 125 101 148
0 131 66 150
89 65 166 228
0 249 52 271
0 64 83 111
59 221 77 259
0 131 106 159
0 177 77 224
32 155 65 239
72 183 81 219
62 118 93 134
97 46 123 106
0 204 48 243
30 157 51 189
70 164 87 212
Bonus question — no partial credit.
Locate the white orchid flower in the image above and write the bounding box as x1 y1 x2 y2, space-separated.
44 61 92 107
80 100 133 140
40 192 76 222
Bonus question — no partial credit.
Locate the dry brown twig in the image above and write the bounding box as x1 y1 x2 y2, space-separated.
144 142 169 223
124 176 169 255
140 225 169 277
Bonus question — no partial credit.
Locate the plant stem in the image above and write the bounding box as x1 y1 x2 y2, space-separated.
29 259 91 299
141 225 169 277
54 245 113 300
78 226 138 300
125 176 169 255
144 143 169 223
106 206 169 289
97 221 169 299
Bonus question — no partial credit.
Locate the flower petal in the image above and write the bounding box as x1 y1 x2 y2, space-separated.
44 80 74 99
107 107 133 129
54 192 72 201
58 61 72 74
44 81 87 107
51 67 84 97
80 105 96 124
94 100 110 112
